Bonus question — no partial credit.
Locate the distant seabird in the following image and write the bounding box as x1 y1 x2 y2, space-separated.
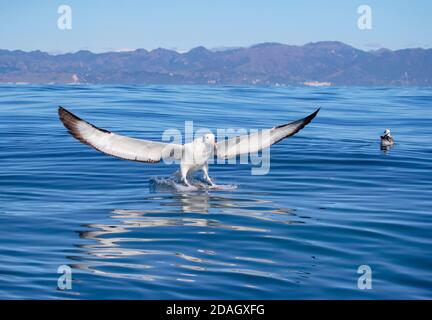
381 129 394 148
58 107 319 187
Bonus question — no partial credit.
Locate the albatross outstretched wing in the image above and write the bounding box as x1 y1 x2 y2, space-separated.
58 107 183 163
216 108 320 159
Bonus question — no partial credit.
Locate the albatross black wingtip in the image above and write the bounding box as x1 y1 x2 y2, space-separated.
58 106 71 121
310 107 320 119
58 106 85 123
302 107 320 126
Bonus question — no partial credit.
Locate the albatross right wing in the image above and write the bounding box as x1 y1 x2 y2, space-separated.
216 108 320 159
58 107 183 163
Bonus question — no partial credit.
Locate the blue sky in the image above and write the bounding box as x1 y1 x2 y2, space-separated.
0 0 430 53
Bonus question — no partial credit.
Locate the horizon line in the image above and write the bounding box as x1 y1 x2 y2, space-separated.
1 40 431 56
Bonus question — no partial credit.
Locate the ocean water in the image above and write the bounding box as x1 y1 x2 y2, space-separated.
0 85 431 299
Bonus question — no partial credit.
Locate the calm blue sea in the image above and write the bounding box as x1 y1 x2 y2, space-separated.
0 85 431 299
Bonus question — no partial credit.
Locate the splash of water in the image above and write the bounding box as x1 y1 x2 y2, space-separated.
149 175 238 192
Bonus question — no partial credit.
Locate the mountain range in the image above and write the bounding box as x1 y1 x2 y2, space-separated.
0 41 431 86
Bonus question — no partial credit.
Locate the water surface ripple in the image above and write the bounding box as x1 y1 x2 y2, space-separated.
0 85 431 299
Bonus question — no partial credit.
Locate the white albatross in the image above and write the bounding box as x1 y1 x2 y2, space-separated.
58 107 320 187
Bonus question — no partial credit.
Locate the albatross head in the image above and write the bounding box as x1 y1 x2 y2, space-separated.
202 133 216 148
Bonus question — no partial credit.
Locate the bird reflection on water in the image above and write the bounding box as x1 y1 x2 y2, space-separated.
69 192 315 288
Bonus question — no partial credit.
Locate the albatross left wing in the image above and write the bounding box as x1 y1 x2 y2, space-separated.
216 108 320 159
58 107 183 163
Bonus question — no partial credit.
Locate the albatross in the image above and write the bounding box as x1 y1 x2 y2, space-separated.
58 107 320 187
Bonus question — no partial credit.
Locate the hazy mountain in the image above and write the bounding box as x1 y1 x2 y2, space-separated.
0 41 431 86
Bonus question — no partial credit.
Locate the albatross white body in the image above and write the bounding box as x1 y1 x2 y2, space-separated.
58 107 320 187
180 134 217 187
